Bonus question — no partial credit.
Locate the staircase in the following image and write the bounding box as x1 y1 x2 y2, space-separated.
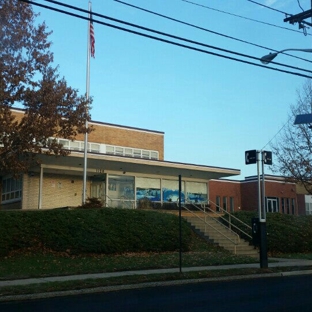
183 204 259 258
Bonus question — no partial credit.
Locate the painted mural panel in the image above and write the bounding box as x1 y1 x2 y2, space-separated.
186 181 207 204
162 179 185 203
136 177 161 202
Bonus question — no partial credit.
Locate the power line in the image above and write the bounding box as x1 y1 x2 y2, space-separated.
246 0 289 15
248 0 311 32
18 0 312 79
182 0 310 36
297 0 305 12
115 0 312 64
39 0 312 75
261 118 290 150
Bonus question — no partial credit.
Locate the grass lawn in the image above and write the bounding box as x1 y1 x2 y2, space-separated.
0 233 257 280
272 253 312 260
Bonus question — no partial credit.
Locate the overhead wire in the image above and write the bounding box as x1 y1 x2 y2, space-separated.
297 0 305 12
40 0 312 75
18 0 312 79
115 0 312 65
261 118 290 150
182 0 308 36
246 0 289 15
247 0 310 34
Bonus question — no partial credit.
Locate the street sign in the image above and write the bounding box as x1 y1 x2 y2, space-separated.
263 151 272 165
245 150 257 165
294 114 312 125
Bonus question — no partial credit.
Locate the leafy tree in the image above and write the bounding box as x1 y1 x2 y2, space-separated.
271 80 312 194
0 0 92 175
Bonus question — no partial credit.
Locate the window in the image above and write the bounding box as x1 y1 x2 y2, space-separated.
107 175 134 200
115 147 123 156
216 196 221 212
70 141 80 151
291 198 295 215
281 198 285 214
223 196 227 211
230 197 234 212
267 197 279 213
133 149 141 158
90 143 100 153
162 179 185 203
150 151 158 160
142 150 150 159
286 198 290 214
186 182 207 204
136 177 161 202
125 148 132 157
59 139 69 149
1 176 22 203
106 145 114 154
306 203 312 215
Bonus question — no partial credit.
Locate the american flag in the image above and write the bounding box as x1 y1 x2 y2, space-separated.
90 11 95 58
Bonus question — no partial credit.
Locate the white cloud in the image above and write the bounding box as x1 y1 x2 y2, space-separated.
264 0 278 6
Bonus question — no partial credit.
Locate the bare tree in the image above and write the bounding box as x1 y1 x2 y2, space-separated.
0 0 92 175
271 80 312 194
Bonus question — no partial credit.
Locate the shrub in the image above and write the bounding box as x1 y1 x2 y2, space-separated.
79 197 103 208
137 198 153 210
223 211 312 255
0 209 193 257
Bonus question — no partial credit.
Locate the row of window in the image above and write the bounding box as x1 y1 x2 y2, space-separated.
54 138 159 160
214 196 296 214
215 196 235 213
280 197 296 215
105 145 158 160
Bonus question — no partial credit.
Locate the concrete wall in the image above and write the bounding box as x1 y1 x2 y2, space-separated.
22 173 90 209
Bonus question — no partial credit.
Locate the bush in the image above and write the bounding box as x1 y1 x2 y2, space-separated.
79 197 103 208
0 209 193 257
223 211 312 255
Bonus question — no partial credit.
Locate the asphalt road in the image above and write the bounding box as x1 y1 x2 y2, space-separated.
1 275 312 312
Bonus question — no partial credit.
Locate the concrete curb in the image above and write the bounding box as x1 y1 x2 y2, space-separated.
1 269 312 302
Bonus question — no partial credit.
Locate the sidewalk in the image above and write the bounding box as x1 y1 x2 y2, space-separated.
1 258 312 288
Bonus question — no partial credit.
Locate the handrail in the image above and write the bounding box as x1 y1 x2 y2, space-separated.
207 200 252 240
183 202 240 246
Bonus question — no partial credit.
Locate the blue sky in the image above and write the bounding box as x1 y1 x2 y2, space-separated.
33 0 312 180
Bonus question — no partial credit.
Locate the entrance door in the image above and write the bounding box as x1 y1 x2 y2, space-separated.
91 180 106 202
267 198 278 213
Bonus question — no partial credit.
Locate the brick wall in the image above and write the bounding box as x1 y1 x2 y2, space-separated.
12 109 165 160
77 123 164 160
241 179 297 214
208 180 241 212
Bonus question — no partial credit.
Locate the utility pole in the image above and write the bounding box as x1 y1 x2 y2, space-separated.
284 5 312 28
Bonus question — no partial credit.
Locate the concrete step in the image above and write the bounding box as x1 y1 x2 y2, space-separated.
184 215 258 257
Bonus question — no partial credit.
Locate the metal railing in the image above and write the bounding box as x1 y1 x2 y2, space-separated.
208 201 252 240
182 202 241 250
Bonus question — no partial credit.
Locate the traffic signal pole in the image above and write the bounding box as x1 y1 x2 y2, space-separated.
246 149 270 269
259 151 268 269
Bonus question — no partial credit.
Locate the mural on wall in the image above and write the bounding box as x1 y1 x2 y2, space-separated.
186 192 207 204
162 188 185 203
136 188 161 202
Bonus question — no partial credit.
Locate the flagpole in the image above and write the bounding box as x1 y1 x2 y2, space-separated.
83 1 92 205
